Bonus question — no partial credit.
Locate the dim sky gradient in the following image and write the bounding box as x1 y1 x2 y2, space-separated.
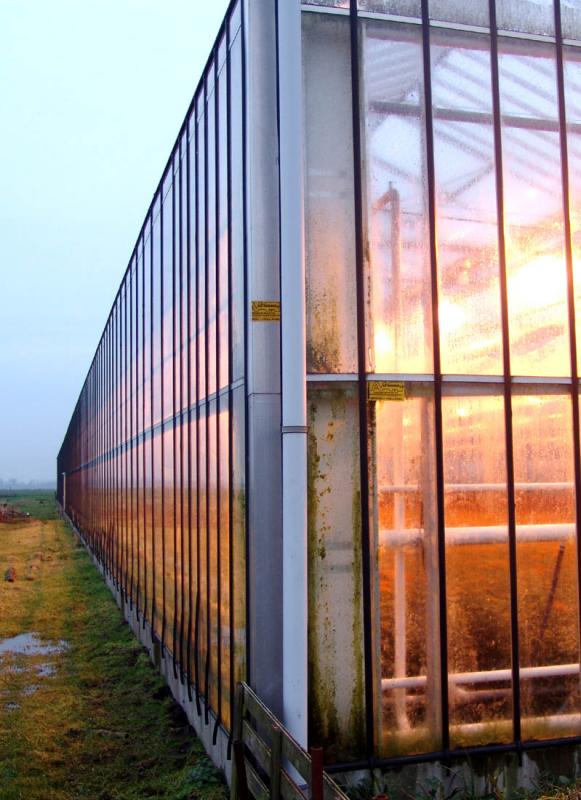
0 0 230 485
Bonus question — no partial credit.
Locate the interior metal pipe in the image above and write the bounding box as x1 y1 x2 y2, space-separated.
277 0 308 748
380 523 575 547
382 662 580 691
382 482 574 493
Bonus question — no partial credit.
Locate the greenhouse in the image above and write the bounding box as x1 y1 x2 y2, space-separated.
58 0 581 781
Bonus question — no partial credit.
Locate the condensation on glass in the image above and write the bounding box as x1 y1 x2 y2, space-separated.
303 11 358 373
308 385 367 760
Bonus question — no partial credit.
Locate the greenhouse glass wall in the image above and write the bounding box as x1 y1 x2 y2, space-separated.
58 0 581 778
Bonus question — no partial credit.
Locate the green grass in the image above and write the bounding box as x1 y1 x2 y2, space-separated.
0 495 228 800
0 490 59 520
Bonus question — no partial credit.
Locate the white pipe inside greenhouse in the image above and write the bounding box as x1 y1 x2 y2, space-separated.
380 523 575 548
382 482 573 493
278 0 308 749
381 663 580 691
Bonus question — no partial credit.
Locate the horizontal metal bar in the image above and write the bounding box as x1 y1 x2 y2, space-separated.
382 482 573 493
380 523 575 547
382 663 579 691
369 100 575 134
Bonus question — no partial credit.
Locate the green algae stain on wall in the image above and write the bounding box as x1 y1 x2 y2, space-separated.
307 387 367 762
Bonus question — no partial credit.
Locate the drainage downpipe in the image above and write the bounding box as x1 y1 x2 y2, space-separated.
277 0 308 748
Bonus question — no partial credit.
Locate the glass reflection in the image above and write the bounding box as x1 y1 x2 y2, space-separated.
443 390 513 747
564 48 581 368
499 40 570 377
363 22 433 375
373 385 441 756
431 30 502 375
512 389 581 740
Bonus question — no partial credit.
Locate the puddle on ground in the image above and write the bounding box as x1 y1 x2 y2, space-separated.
0 633 68 658
0 633 68 703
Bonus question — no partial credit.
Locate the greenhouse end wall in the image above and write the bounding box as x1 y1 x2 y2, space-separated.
303 0 581 780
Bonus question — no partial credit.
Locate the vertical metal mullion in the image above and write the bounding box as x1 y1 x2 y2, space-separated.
179 139 187 686
100 347 103 559
161 193 168 653
151 214 157 632
112 310 116 583
120 296 124 589
194 96 203 716
554 0 581 675
488 0 522 749
123 284 129 600
108 325 112 573
419 0 450 752
172 159 179 678
136 248 141 617
241 0 251 694
116 303 121 588
142 235 148 628
226 16 235 748
130 264 135 609
204 75 212 724
186 113 195 703
98 346 102 554
348 0 379 759
214 51 223 743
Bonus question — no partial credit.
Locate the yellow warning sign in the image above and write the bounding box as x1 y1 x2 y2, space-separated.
251 300 281 321
368 381 406 402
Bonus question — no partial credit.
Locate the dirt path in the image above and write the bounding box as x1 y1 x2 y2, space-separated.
0 496 226 800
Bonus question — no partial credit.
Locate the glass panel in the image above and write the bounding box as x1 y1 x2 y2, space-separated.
163 422 175 652
564 48 581 369
230 33 245 383
359 0 421 15
499 39 570 377
209 398 219 711
219 394 231 728
373 383 441 756
198 104 207 401
180 408 190 675
432 30 502 376
207 84 218 398
303 0 349 6
198 403 208 692
430 0 489 27
153 426 163 639
136 250 143 609
180 136 189 418
363 21 433 375
162 173 174 422
442 389 513 747
562 0 581 41
512 388 580 740
496 0 555 37
232 385 246 690
303 12 358 373
173 412 183 666
218 54 230 392
152 198 162 427
308 385 366 761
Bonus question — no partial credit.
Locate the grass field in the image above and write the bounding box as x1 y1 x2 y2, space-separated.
0 491 227 800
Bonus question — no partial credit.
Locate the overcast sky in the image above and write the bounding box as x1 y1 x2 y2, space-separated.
0 0 230 485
